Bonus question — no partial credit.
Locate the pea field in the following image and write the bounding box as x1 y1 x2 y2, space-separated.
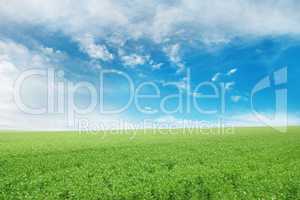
0 127 299 199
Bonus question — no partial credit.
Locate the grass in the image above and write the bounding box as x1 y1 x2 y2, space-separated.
0 127 300 199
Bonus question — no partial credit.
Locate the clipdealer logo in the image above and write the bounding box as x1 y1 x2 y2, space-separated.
251 67 288 132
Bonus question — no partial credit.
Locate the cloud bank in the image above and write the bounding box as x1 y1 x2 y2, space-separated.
1 0 300 45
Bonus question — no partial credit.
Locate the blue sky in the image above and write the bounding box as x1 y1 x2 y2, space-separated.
0 0 299 130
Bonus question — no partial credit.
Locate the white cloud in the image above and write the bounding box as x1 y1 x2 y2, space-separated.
175 81 188 91
0 39 122 130
212 68 237 82
225 82 235 90
151 63 163 70
227 68 237 76
164 43 185 72
121 54 146 68
0 39 60 106
0 40 62 129
0 39 65 70
0 60 18 110
211 72 221 82
77 34 113 61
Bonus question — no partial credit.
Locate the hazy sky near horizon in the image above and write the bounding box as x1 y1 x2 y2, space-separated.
0 0 300 130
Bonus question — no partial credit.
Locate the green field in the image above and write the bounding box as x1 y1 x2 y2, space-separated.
0 127 300 199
